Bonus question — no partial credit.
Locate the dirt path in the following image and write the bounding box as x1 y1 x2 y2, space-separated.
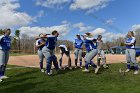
8 54 127 67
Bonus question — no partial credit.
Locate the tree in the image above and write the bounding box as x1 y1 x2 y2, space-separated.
0 29 3 35
15 30 21 50
135 30 140 46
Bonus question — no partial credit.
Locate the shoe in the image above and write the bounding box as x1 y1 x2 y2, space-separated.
0 79 2 82
63 67 66 70
59 66 63 70
95 67 100 74
69 67 72 70
80 66 83 69
103 64 108 68
0 76 9 79
75 66 78 69
134 70 139 75
82 69 89 72
47 70 52 76
125 69 130 73
41 69 45 73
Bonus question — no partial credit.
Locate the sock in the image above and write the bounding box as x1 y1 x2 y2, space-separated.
90 61 97 68
80 61 82 67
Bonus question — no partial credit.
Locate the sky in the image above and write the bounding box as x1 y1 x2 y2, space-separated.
0 0 140 41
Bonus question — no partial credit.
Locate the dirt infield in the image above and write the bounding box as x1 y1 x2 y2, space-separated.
8 54 129 67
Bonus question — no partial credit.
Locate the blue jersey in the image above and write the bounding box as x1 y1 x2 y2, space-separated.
125 37 136 49
0 35 11 51
45 35 57 50
74 39 83 49
83 39 97 52
36 39 45 50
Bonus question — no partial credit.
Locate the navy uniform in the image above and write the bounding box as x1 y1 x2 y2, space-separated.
59 44 72 69
42 35 59 75
82 36 100 74
36 38 45 72
0 34 11 80
125 36 138 74
74 38 83 68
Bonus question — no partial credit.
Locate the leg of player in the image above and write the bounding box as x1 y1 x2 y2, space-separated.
52 55 59 71
101 50 108 68
79 49 83 68
0 65 3 82
0 50 4 80
1 51 9 79
59 53 63 69
67 52 72 70
125 49 131 73
82 52 89 72
130 49 139 74
38 50 44 72
97 54 101 67
42 47 53 76
83 49 99 74
74 49 78 68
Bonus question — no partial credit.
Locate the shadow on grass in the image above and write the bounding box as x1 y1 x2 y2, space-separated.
52 67 81 76
10 69 38 78
0 82 44 93
1 77 37 86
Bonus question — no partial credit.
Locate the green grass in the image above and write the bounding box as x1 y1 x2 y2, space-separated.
0 64 140 93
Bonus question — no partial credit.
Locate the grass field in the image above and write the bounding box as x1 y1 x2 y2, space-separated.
0 64 140 93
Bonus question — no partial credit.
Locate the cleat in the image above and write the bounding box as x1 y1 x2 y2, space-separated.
103 64 108 68
82 69 89 72
0 79 2 82
41 69 45 73
134 70 139 75
125 69 130 73
95 67 100 74
69 67 72 70
0 76 9 79
47 70 52 76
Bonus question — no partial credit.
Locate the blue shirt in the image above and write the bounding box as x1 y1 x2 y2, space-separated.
125 37 136 49
0 35 11 51
83 39 97 52
45 35 57 50
74 39 83 49
36 39 45 50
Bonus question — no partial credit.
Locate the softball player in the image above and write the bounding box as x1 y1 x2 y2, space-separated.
35 34 46 72
42 30 59 76
0 29 11 82
97 35 108 68
82 33 100 74
125 31 139 74
74 34 83 68
59 44 72 70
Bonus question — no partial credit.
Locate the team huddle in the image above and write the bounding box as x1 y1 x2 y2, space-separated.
35 31 108 75
0 29 139 82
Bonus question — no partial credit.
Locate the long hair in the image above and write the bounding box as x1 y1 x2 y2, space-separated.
3 28 11 34
130 31 135 37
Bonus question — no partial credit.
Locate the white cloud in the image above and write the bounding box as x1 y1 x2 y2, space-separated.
73 22 94 32
61 20 70 24
105 18 116 25
19 23 70 37
36 0 71 9
70 0 111 13
33 10 45 22
0 0 32 28
90 28 124 42
91 28 106 35
131 24 140 32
